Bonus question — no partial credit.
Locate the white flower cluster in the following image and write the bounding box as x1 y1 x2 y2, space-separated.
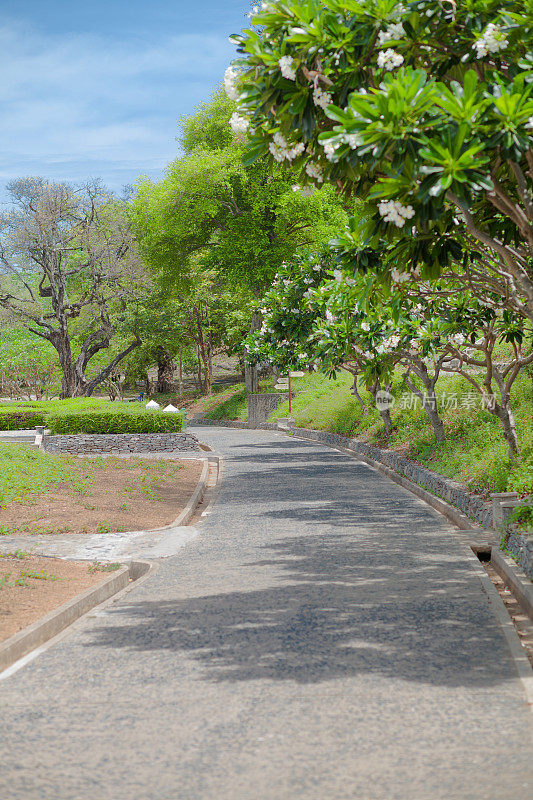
390 267 410 284
378 199 415 228
378 22 405 45
279 55 297 81
313 85 332 110
525 116 533 129
305 162 324 182
269 132 305 162
224 66 241 101
344 133 359 149
473 23 509 59
229 112 250 135
376 335 400 355
323 140 340 161
377 48 404 70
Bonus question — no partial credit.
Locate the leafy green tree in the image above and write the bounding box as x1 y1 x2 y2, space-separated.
231 1 533 319
0 179 146 397
131 88 350 296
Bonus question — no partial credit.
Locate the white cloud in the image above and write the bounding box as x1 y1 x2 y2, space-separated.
0 22 233 197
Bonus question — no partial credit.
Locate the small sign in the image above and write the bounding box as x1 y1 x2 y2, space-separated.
289 371 304 377
275 383 289 390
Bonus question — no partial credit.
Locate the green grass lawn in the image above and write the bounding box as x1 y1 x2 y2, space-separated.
205 369 533 497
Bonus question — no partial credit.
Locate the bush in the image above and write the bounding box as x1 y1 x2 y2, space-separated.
47 410 184 435
0 410 46 430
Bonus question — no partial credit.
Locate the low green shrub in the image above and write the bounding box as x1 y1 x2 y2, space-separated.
0 410 46 430
47 409 184 435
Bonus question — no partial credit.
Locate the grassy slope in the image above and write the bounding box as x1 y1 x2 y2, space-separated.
205 370 533 496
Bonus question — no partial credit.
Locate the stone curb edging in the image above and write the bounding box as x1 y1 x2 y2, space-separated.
492 549 533 621
0 561 151 673
171 457 211 527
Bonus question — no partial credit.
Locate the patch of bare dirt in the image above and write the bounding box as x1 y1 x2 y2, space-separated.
0 457 203 535
0 554 112 642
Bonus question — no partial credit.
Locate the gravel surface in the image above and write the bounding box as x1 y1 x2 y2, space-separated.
0 426 531 800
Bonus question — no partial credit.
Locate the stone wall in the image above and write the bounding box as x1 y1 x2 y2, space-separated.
248 393 290 429
505 529 533 580
42 432 201 454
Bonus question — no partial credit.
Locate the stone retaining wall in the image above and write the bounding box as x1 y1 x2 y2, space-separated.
248 393 290 429
505 529 533 580
42 432 201 454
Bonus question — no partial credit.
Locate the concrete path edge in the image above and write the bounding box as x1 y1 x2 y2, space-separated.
0 561 151 673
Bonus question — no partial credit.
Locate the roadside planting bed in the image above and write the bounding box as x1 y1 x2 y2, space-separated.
0 450 203 536
0 553 118 643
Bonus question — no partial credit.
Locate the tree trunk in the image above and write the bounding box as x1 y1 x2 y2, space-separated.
493 401 519 457
369 380 392 439
245 310 261 394
404 370 446 442
178 350 183 395
156 347 175 395
349 371 367 412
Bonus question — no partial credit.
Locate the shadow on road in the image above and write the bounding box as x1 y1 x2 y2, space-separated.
85 526 511 688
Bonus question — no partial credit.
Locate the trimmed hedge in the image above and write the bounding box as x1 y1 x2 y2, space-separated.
0 410 46 430
47 410 184 435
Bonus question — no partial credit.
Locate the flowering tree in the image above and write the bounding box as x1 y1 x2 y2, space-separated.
229 1 533 320
248 252 532 453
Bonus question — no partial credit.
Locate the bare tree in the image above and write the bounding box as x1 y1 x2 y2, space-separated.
0 178 145 397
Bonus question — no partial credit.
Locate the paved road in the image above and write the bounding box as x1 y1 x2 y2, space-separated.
0 427 531 800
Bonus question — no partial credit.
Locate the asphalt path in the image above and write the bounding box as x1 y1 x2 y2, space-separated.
0 426 531 799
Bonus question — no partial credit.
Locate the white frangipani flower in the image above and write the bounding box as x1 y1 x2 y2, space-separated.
378 22 405 45
473 23 509 58
229 112 250 135
313 85 332 110
323 141 339 161
224 66 241 101
378 199 415 228
279 55 297 81
269 132 305 162
390 268 410 284
305 162 324 182
377 48 404 70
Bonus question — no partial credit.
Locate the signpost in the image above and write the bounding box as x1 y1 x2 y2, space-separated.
275 371 304 412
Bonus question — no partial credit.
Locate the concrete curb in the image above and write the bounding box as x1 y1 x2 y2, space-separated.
0 560 151 673
168 457 211 528
492 549 533 621
460 546 533 706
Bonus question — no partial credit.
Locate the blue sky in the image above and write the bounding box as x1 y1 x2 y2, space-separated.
0 0 249 202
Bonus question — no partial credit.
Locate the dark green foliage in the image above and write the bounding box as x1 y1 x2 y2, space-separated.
47 410 184 435
0 410 46 430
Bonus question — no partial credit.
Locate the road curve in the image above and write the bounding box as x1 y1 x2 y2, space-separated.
0 426 531 800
